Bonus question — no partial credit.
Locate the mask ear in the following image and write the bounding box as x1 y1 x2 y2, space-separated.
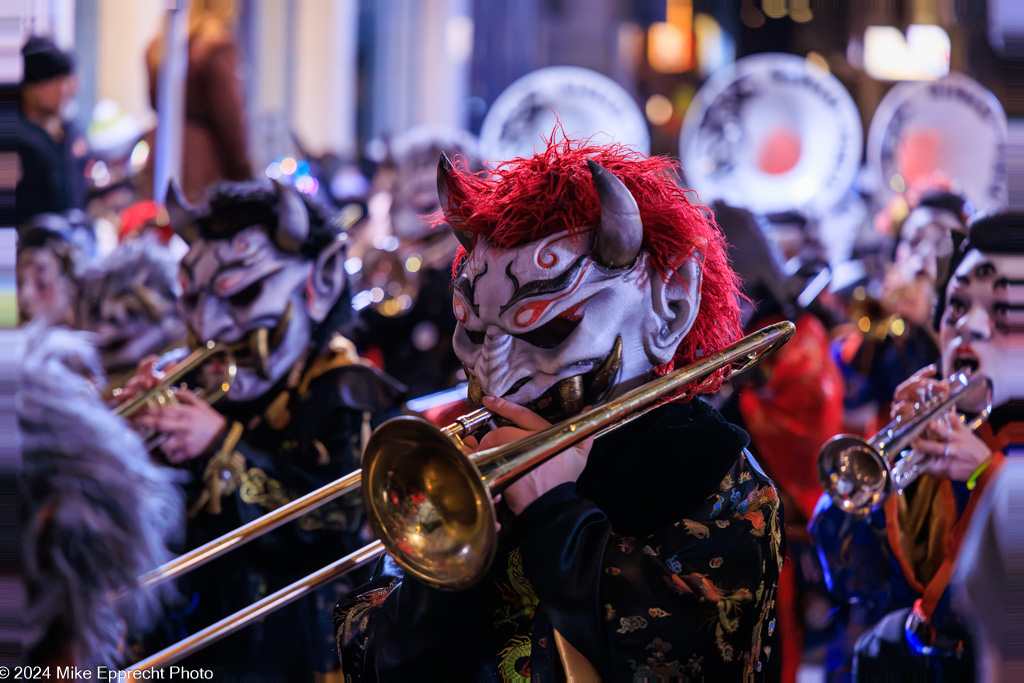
306 239 346 322
646 251 703 365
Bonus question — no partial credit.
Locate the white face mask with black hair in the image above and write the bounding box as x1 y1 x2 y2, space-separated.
940 249 1024 412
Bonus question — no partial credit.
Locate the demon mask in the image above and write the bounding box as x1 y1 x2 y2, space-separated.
169 181 348 402
76 237 187 376
438 138 743 420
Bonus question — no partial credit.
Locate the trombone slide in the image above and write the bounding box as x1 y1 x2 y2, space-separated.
128 542 384 671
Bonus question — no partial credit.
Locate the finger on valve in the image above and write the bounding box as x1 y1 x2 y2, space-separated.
891 364 948 421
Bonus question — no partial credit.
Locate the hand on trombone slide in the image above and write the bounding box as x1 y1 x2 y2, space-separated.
461 395 594 515
891 364 991 483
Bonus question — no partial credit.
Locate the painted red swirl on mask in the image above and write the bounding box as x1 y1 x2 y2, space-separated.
536 232 585 269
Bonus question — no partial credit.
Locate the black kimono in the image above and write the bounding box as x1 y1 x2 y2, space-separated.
336 399 783 681
165 343 403 680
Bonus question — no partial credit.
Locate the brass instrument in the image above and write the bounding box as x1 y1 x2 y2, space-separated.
364 320 795 590
114 340 238 419
128 320 795 670
817 371 993 514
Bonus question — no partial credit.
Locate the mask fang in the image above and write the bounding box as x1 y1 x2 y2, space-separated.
270 301 293 351
556 375 584 417
465 368 483 409
252 327 271 379
589 336 623 401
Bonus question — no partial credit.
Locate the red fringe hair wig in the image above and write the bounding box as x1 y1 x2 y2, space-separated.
440 133 745 392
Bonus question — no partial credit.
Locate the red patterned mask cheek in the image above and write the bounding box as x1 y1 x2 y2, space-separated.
453 299 468 324
514 299 550 327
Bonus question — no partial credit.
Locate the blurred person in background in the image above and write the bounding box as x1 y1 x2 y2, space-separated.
126 180 403 678
830 191 972 439
16 36 89 225
74 236 187 390
351 127 482 398
714 201 844 682
886 191 974 332
16 215 82 327
141 10 252 204
811 211 1023 679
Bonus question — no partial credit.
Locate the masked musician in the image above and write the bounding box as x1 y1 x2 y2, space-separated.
835 192 972 438
811 210 1024 679
19 324 184 668
131 181 404 677
352 127 481 397
887 191 973 330
336 136 782 680
74 236 187 389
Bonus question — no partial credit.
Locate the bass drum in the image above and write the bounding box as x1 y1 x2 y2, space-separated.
679 53 862 216
866 72 1008 214
479 65 650 163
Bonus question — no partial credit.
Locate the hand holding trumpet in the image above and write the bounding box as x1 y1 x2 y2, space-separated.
115 353 228 464
891 365 991 483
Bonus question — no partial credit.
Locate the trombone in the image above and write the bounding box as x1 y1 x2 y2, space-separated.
817 370 993 514
128 320 795 670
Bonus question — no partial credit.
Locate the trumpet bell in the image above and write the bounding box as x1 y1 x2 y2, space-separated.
362 416 497 591
817 435 889 514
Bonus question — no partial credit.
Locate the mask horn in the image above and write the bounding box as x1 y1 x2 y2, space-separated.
273 180 310 253
437 152 475 252
165 180 198 244
586 159 642 269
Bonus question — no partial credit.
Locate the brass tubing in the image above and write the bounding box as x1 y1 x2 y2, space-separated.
362 321 796 590
136 469 363 591
115 341 226 418
127 541 385 671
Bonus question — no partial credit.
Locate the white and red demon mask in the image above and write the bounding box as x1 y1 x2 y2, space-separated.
170 182 348 402
438 139 744 419
939 215 1024 412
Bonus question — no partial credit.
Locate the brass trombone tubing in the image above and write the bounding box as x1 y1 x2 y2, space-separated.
127 541 385 671
128 321 795 664
134 401 484 591
136 469 363 591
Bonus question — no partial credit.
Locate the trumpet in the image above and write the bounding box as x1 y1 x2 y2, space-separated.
113 340 238 419
817 370 993 514
128 321 795 670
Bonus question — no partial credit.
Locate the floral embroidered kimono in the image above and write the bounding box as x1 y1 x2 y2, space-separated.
336 399 783 681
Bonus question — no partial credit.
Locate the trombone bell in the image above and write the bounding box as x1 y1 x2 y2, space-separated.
363 321 796 590
362 416 496 591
